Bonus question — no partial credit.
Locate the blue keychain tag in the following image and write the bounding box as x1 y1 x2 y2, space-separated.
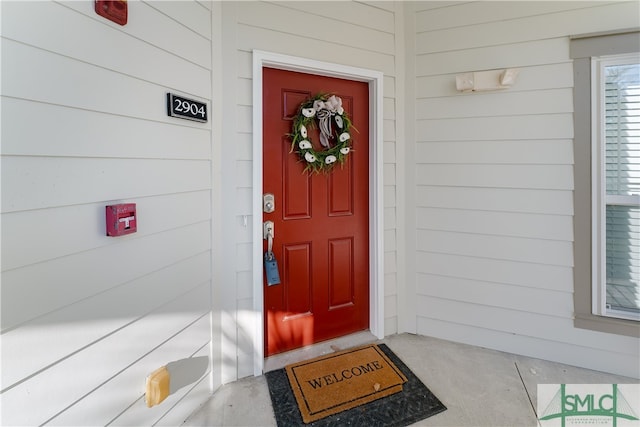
264 251 281 286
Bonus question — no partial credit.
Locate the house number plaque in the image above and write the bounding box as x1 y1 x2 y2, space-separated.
167 93 208 123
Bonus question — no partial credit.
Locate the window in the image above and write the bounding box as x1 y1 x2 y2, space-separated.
571 30 640 337
591 54 640 321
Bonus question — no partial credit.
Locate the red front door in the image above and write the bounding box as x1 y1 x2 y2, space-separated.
263 67 370 356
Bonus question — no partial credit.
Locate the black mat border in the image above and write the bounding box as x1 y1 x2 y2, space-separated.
266 343 447 427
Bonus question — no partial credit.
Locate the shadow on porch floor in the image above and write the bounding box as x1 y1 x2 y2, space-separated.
182 333 637 426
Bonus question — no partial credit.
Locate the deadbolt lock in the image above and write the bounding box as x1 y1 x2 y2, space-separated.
263 193 275 213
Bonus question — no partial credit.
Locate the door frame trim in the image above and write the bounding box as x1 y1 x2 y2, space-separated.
252 50 384 376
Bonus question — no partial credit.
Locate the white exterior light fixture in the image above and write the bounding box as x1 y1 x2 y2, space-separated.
456 68 521 92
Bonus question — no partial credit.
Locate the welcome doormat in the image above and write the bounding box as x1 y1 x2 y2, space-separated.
285 344 407 423
266 343 447 426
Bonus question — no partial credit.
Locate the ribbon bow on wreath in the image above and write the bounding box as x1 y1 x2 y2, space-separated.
290 93 354 174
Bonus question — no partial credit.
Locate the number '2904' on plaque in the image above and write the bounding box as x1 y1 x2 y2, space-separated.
167 93 207 123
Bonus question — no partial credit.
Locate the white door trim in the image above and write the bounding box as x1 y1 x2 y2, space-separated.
251 50 384 376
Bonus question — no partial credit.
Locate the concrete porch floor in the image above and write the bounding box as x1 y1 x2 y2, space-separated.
182 333 637 426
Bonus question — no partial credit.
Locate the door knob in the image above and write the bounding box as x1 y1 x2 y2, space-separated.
264 220 274 254
263 221 274 241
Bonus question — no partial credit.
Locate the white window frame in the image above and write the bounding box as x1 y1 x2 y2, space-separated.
590 53 640 321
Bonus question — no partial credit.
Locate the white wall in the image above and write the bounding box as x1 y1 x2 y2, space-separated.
405 1 640 378
1 1 216 425
217 1 405 381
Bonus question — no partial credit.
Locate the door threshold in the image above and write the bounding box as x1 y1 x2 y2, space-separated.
263 330 378 373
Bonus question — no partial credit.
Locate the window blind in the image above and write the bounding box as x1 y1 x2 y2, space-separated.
604 62 640 315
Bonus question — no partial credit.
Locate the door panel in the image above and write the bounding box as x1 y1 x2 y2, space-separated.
329 160 354 215
263 67 369 356
283 243 312 314
283 149 311 219
328 238 354 309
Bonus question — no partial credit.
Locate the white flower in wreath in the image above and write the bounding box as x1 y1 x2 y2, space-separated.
339 132 350 142
325 155 337 164
325 95 344 115
299 140 312 149
300 125 308 138
302 108 316 118
340 147 350 155
304 152 317 162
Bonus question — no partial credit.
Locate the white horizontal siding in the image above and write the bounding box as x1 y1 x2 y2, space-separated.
237 2 395 54
2 157 210 212
418 251 573 293
61 1 212 68
2 252 211 386
416 186 574 215
416 273 573 318
384 206 396 229
2 191 211 271
1 1 214 425
236 24 395 76
2 1 211 92
415 140 574 164
1 98 210 159
384 140 397 163
1 39 209 122
416 207 573 241
417 88 574 119
49 323 211 426
147 1 212 40
417 114 574 141
91 324 212 427
237 297 256 379
2 284 210 427
385 295 398 323
415 2 640 54
384 75 396 99
415 1 614 32
409 0 639 378
275 1 396 34
153 362 212 427
416 38 571 77
416 295 637 353
416 316 637 378
416 164 574 190
2 216 210 330
412 2 462 13
417 229 573 267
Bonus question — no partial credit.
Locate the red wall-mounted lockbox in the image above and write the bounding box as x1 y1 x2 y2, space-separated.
106 203 137 236
95 0 128 26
